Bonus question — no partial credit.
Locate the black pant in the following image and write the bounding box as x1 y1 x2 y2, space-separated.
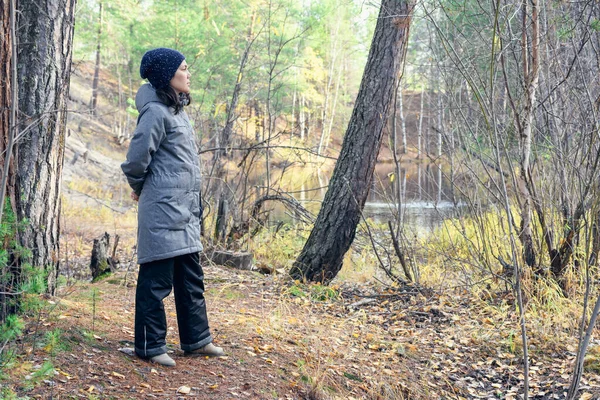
134 252 212 357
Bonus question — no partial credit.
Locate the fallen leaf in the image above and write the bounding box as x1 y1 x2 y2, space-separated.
580 394 593 400
209 384 218 390
177 385 191 394
112 371 125 379
118 347 135 356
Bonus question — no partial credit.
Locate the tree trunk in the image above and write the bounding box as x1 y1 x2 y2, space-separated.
290 0 414 283
398 86 407 154
299 95 306 141
90 1 102 115
218 10 256 158
0 0 18 321
16 0 76 294
417 89 424 159
517 0 540 271
0 0 16 212
0 0 11 171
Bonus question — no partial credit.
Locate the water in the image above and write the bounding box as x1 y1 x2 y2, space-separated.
268 162 458 233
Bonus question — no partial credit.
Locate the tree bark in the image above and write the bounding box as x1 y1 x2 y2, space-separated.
417 89 424 159
398 86 407 154
90 1 102 115
0 0 11 172
16 0 76 294
0 0 17 214
517 0 540 271
290 0 414 283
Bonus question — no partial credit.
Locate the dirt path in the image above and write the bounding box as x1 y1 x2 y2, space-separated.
6 260 600 399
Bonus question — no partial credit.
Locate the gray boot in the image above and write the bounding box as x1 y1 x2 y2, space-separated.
185 342 225 357
150 353 176 366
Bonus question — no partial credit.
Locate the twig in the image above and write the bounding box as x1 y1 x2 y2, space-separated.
199 144 338 161
348 298 377 308
387 221 412 282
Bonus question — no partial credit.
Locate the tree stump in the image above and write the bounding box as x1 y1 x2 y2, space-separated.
90 232 118 280
209 250 253 270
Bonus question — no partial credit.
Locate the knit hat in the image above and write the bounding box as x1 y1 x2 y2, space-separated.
140 48 185 89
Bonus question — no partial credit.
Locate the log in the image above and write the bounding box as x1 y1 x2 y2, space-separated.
90 232 117 279
209 250 253 270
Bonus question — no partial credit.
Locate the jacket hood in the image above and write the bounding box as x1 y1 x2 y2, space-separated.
135 83 162 111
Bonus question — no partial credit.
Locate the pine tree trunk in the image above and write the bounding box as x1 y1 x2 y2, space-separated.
16 0 76 294
0 0 16 209
0 0 18 320
0 0 10 158
291 0 414 283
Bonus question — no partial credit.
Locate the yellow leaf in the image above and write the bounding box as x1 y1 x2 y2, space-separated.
140 383 151 389
112 371 125 379
209 384 219 390
580 394 593 400
265 358 274 364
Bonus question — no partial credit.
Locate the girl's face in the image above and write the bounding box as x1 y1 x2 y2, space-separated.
170 60 191 94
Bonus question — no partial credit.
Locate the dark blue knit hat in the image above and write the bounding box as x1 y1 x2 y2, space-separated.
140 48 185 89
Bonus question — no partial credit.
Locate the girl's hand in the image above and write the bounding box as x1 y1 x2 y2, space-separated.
131 191 139 202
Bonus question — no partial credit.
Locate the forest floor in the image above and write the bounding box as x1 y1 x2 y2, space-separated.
5 261 600 400
6 64 600 399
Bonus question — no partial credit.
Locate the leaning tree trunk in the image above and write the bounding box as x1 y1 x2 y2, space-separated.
16 0 77 294
290 0 414 283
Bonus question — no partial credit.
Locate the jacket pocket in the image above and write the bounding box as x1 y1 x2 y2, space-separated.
152 190 193 230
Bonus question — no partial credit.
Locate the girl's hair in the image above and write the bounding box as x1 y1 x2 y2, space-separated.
155 86 191 115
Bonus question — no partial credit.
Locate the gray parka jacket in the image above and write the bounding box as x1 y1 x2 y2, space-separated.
121 84 203 264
